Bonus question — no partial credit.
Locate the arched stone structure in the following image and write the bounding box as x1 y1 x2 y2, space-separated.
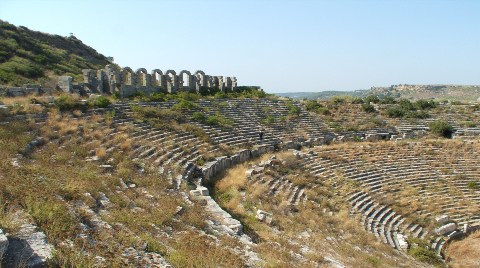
136 68 150 87
194 70 206 92
165 70 178 93
151 69 164 88
179 70 195 92
121 67 135 86
80 65 239 97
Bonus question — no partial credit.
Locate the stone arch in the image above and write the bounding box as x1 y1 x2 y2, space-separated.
194 70 205 76
165 70 177 93
179 70 192 89
121 67 135 86
151 69 163 87
136 68 149 87
194 70 206 89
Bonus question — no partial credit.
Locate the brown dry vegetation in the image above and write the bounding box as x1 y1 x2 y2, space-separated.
0 112 245 266
213 152 429 268
446 231 480 268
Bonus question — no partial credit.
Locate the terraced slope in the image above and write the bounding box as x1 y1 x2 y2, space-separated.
297 140 480 257
1 97 478 267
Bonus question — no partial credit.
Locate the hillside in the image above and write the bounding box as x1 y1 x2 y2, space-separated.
0 20 110 87
278 85 480 102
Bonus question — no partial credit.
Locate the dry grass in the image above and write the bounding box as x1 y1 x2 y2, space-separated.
215 163 248 214
95 147 107 159
446 230 480 268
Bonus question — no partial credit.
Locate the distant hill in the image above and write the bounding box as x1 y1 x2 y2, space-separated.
0 20 110 87
276 90 369 100
369 84 480 102
276 85 480 102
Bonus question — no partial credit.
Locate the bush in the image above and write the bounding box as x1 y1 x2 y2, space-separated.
467 181 479 190
145 92 166 102
206 114 232 127
386 106 405 118
407 238 443 265
331 96 346 105
192 112 206 123
465 121 477 128
54 94 85 111
172 99 199 110
408 246 442 265
414 99 436 110
364 95 380 104
351 98 364 104
399 99 414 111
428 120 454 138
406 110 429 119
262 115 275 125
305 100 322 112
361 103 376 113
93 96 111 108
378 96 396 104
286 101 301 116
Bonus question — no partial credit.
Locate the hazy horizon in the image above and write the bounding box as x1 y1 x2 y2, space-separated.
1 0 480 93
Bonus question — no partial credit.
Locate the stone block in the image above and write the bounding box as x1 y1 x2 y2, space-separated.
396 233 408 251
435 215 450 225
253 166 264 174
57 76 73 93
256 209 273 225
189 186 209 199
435 222 457 236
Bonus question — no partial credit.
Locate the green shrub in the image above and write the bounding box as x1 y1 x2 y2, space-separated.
331 96 346 105
414 99 436 110
54 94 85 111
146 92 166 102
262 115 275 125
206 114 232 127
428 120 454 138
351 98 364 104
93 96 111 108
467 181 479 190
407 246 442 265
406 238 442 265
465 121 477 128
172 99 199 110
364 95 380 104
192 112 206 123
406 110 429 119
378 96 396 104
305 100 322 112
399 99 415 111
386 106 405 118
361 103 375 113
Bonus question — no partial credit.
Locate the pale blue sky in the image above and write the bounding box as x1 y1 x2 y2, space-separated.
1 0 479 93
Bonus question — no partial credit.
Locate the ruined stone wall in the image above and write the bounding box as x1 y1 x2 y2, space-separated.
70 65 238 97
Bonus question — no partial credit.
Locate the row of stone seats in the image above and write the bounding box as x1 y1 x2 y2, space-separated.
348 191 413 250
246 159 308 207
295 142 480 251
309 143 480 227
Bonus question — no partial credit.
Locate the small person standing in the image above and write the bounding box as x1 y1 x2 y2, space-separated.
259 129 264 143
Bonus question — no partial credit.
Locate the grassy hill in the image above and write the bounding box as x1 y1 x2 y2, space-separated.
0 20 110 87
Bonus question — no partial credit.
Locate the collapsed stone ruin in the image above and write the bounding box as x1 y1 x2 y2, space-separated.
58 65 238 97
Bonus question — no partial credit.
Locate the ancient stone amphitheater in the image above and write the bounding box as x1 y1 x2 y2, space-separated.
0 96 479 267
